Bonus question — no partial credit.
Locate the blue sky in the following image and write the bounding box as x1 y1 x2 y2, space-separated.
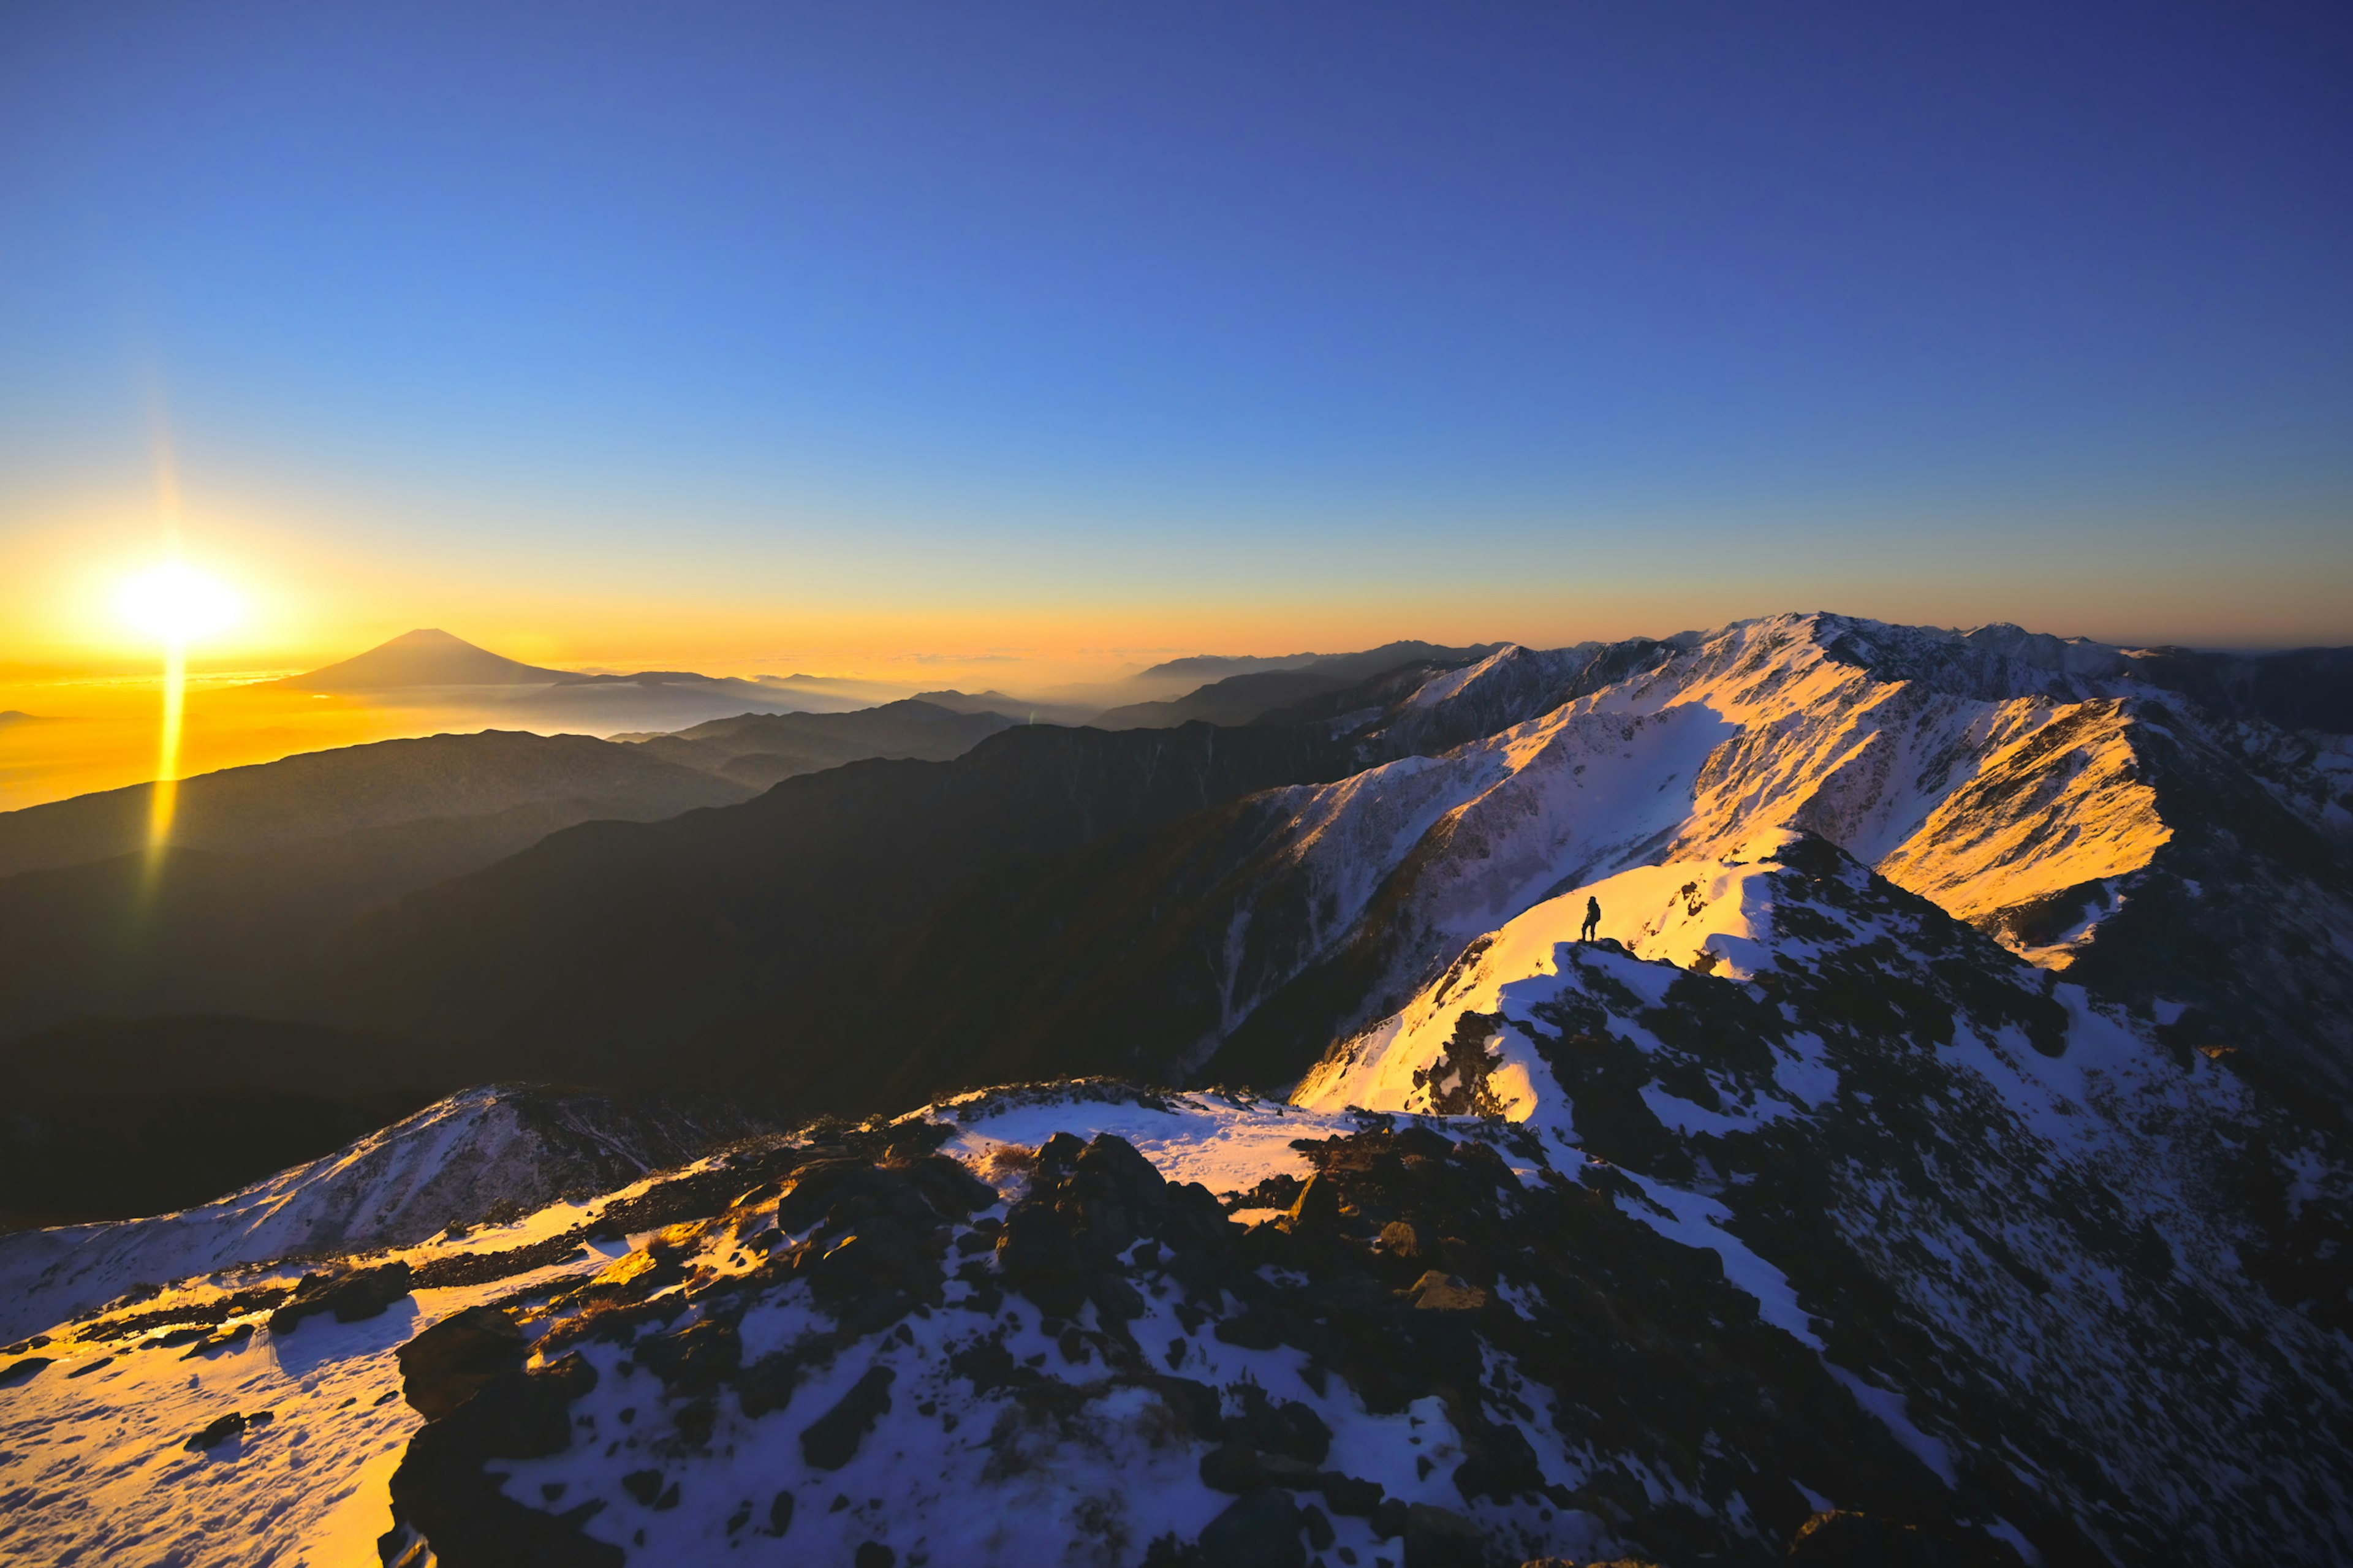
2 0 2349 666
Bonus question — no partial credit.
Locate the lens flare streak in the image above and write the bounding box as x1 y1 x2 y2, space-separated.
144 640 185 874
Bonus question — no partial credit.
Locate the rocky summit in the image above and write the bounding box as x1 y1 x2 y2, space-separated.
1 613 2350 1567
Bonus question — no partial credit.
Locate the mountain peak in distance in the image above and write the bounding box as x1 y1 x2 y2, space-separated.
274 627 572 691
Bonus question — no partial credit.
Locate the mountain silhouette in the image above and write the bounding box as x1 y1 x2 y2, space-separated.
273 627 572 689
1093 640 1501 728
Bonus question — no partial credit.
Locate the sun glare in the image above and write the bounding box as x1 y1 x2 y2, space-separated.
118 560 240 645
112 559 240 874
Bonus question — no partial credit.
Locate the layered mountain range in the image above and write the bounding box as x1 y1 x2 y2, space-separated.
3 612 2352 1566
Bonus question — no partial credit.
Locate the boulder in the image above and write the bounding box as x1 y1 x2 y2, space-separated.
183 1409 271 1450
635 1316 741 1396
1404 1502 1485 1567
1195 1487 1305 1568
1284 1173 1343 1234
800 1365 896 1469
384 1354 613 1568
1224 1384 1333 1465
1406 1270 1488 1311
397 1307 526 1421
268 1261 415 1335
1147 1374 1226 1441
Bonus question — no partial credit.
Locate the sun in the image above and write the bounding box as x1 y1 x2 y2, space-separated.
117 560 241 645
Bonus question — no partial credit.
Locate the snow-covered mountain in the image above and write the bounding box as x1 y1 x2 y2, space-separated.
4 610 2351 1567
1085 612 2353 1100
0 1086 768 1343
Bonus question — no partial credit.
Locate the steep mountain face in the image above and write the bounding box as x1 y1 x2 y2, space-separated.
620 699 1016 788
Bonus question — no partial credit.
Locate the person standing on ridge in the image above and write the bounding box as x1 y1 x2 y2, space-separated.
1580 896 1601 942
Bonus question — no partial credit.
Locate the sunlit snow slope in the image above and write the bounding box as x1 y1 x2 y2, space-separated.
1176 612 2353 1099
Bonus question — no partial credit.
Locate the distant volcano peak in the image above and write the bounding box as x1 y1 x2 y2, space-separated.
276 628 571 691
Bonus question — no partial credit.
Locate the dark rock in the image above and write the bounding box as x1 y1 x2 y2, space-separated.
899 1151 998 1215
184 1411 253 1450
997 1199 1089 1318
767 1490 795 1536
1214 1309 1285 1349
462 1355 601 1461
1377 1220 1422 1260
148 1325 214 1349
1284 1173 1344 1234
1453 1419 1544 1503
773 1159 894 1232
805 1228 942 1325
1148 1374 1226 1441
1090 1272 1149 1322
64 1355 114 1378
1372 1497 1410 1540
1225 1384 1333 1465
1315 1472 1385 1517
0 1356 52 1385
635 1316 741 1395
181 1324 254 1359
398 1307 526 1421
385 1352 615 1568
622 1469 664 1506
1230 1173 1307 1212
1405 1270 1487 1312
854 1543 896 1568
1301 1502 1336 1551
999 1132 1191 1318
1403 1502 1483 1567
1036 1132 1086 1177
268 1261 415 1335
737 1350 801 1418
800 1366 896 1469
1197 1487 1305 1568
673 1398 716 1449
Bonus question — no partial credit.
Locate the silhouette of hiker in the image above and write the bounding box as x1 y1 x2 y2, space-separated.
1580 896 1601 942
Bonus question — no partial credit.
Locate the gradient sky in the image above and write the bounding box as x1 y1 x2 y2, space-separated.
2 0 2350 676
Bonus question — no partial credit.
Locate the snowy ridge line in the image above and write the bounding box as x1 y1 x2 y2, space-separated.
0 1083 774 1344
1295 826 2353 1562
